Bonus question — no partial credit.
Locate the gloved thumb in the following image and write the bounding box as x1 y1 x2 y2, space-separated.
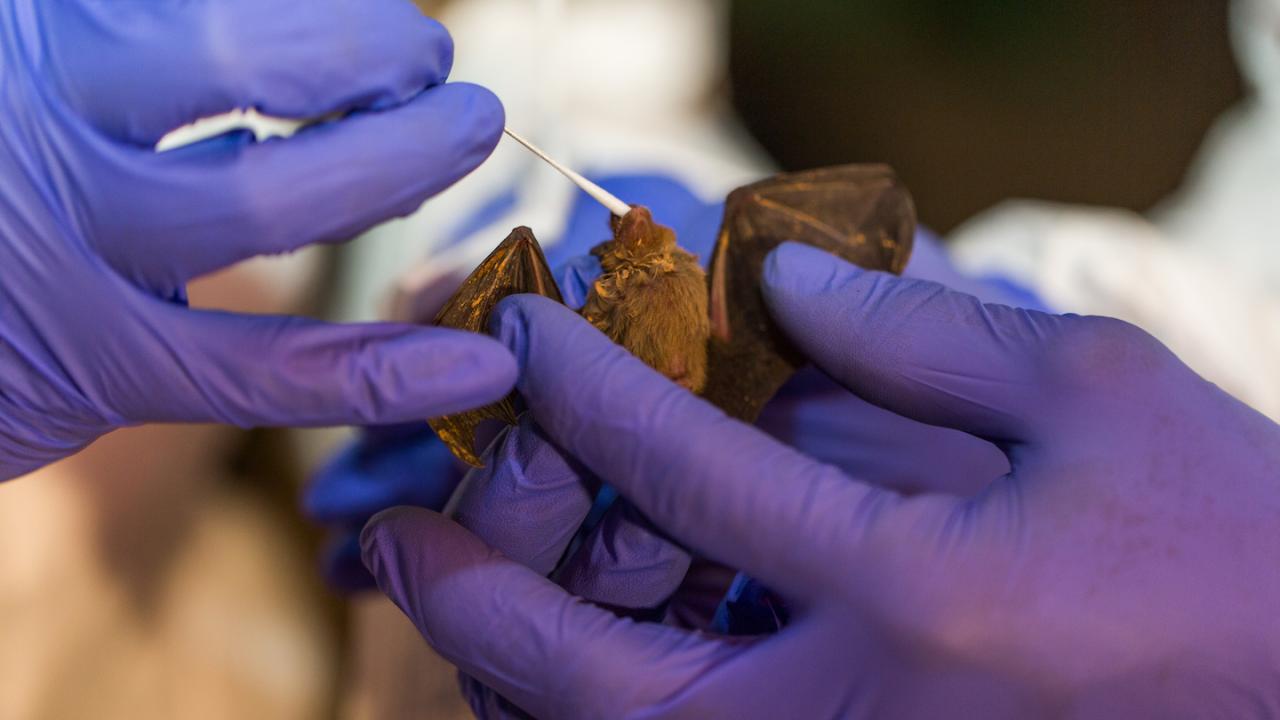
762 242 1072 445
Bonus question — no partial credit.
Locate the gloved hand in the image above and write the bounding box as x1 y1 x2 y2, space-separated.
304 174 1024 599
362 242 1280 718
553 175 1037 493
306 174 1026 592
305 174 716 591
0 0 513 479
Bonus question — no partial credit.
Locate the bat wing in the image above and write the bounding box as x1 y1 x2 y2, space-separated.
702 165 916 422
429 227 564 467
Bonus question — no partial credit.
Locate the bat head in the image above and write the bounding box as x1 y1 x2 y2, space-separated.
598 206 679 272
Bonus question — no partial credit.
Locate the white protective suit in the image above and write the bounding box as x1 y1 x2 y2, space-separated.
950 0 1280 421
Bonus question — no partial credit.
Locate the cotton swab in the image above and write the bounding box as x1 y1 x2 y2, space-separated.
503 127 632 217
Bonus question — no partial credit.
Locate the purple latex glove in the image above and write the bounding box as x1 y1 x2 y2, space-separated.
308 178 1036 684
363 242 1280 718
447 414 738 720
0 0 514 479
306 174 1024 590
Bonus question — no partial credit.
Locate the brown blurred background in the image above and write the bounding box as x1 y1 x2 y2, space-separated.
730 0 1242 231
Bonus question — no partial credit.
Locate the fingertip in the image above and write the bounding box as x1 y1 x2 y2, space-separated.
445 81 505 163
360 504 674 720
378 82 504 208
360 506 426 556
299 324 516 425
359 507 407 590
360 83 503 199
360 506 465 593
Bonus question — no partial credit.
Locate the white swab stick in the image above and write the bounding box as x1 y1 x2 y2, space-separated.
503 127 632 217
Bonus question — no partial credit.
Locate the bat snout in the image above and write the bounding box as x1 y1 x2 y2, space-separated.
613 206 654 236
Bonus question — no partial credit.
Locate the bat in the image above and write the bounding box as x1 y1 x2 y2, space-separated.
428 165 916 467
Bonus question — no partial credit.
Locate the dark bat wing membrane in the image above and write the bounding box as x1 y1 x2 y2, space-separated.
428 227 564 467
703 165 917 422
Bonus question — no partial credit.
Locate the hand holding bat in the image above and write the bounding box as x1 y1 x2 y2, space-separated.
431 163 917 466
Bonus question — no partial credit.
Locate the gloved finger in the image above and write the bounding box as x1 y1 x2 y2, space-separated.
763 242 1071 446
118 304 516 428
492 296 953 600
448 414 596 576
93 83 502 292
46 0 454 145
451 417 692 612
305 425 462 524
758 368 1009 498
361 507 752 720
553 499 693 612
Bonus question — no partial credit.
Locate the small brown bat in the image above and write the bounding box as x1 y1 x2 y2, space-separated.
428 165 916 467
582 207 710 394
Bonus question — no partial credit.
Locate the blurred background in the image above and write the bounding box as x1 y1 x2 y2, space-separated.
731 0 1241 231
3 1 1269 719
